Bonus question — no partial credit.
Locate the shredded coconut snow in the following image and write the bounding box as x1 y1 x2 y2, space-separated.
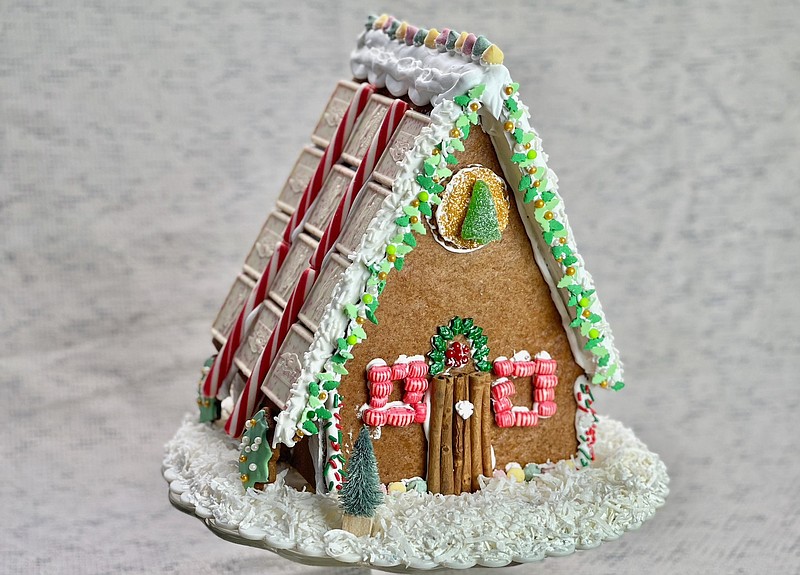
163 415 668 569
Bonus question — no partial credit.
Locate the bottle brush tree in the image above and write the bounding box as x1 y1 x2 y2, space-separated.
340 426 384 518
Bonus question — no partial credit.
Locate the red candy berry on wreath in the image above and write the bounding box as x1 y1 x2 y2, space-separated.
445 341 471 368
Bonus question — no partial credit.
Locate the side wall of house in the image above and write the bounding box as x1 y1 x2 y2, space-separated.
336 125 583 484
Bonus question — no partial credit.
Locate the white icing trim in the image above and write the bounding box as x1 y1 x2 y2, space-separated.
365 357 387 370
351 29 510 109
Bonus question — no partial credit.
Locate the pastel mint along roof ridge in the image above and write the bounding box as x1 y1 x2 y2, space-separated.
364 14 504 65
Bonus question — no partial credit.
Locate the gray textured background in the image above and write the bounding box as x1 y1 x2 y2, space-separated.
1 1 798 574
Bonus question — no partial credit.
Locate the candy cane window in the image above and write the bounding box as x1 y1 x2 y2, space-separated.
490 351 559 427
361 356 429 428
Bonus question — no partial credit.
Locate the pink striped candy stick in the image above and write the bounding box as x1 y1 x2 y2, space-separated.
200 84 373 408
225 266 317 437
310 99 408 270
200 241 289 402
283 82 375 245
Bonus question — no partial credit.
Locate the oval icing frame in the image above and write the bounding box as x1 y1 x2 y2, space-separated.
428 164 510 254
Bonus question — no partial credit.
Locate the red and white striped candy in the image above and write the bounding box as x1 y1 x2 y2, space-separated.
495 411 514 428
363 408 387 427
370 396 388 409
367 365 392 383
404 377 428 393
514 410 539 427
223 258 314 438
369 380 393 398
491 378 515 400
535 374 559 389
408 360 428 378
493 397 513 413
538 401 558 418
403 391 425 404
386 407 414 427
283 83 374 244
391 362 409 381
413 402 427 423
534 358 557 375
493 358 514 377
204 242 289 403
310 98 408 270
535 388 556 403
513 361 536 378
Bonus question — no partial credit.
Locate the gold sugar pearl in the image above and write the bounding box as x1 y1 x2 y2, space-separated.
411 199 420 207
503 121 515 132
378 272 388 281
556 256 564 263
202 400 211 407
470 102 480 112
565 266 576 276
196 398 202 405
533 179 541 188
432 148 440 155
387 254 397 263
534 199 545 209
524 142 531 149
527 166 537 174
449 128 460 138
239 455 247 463
409 216 419 224
600 381 609 389
241 474 249 483
432 176 440 183
504 85 514 96
355 316 365 325
544 211 554 220
582 309 592 318
559 237 568 244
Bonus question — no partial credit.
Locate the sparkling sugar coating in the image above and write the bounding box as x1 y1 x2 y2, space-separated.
461 179 502 244
435 166 508 250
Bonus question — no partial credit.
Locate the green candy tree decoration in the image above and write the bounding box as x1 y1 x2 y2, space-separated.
197 355 220 423
461 179 502 245
238 409 273 490
340 426 383 518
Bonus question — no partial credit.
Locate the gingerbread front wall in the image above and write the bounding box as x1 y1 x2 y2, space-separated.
336 125 584 485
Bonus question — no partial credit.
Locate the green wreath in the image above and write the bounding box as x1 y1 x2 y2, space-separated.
427 316 491 375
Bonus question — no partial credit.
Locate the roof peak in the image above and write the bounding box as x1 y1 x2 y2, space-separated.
363 13 504 66
351 15 512 108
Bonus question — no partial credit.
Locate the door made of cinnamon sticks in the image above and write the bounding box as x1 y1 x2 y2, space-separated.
427 371 493 494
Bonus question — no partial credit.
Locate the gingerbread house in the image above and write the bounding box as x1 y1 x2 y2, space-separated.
196 14 624 496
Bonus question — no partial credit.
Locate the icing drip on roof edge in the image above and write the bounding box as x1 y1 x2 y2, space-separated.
351 17 508 108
